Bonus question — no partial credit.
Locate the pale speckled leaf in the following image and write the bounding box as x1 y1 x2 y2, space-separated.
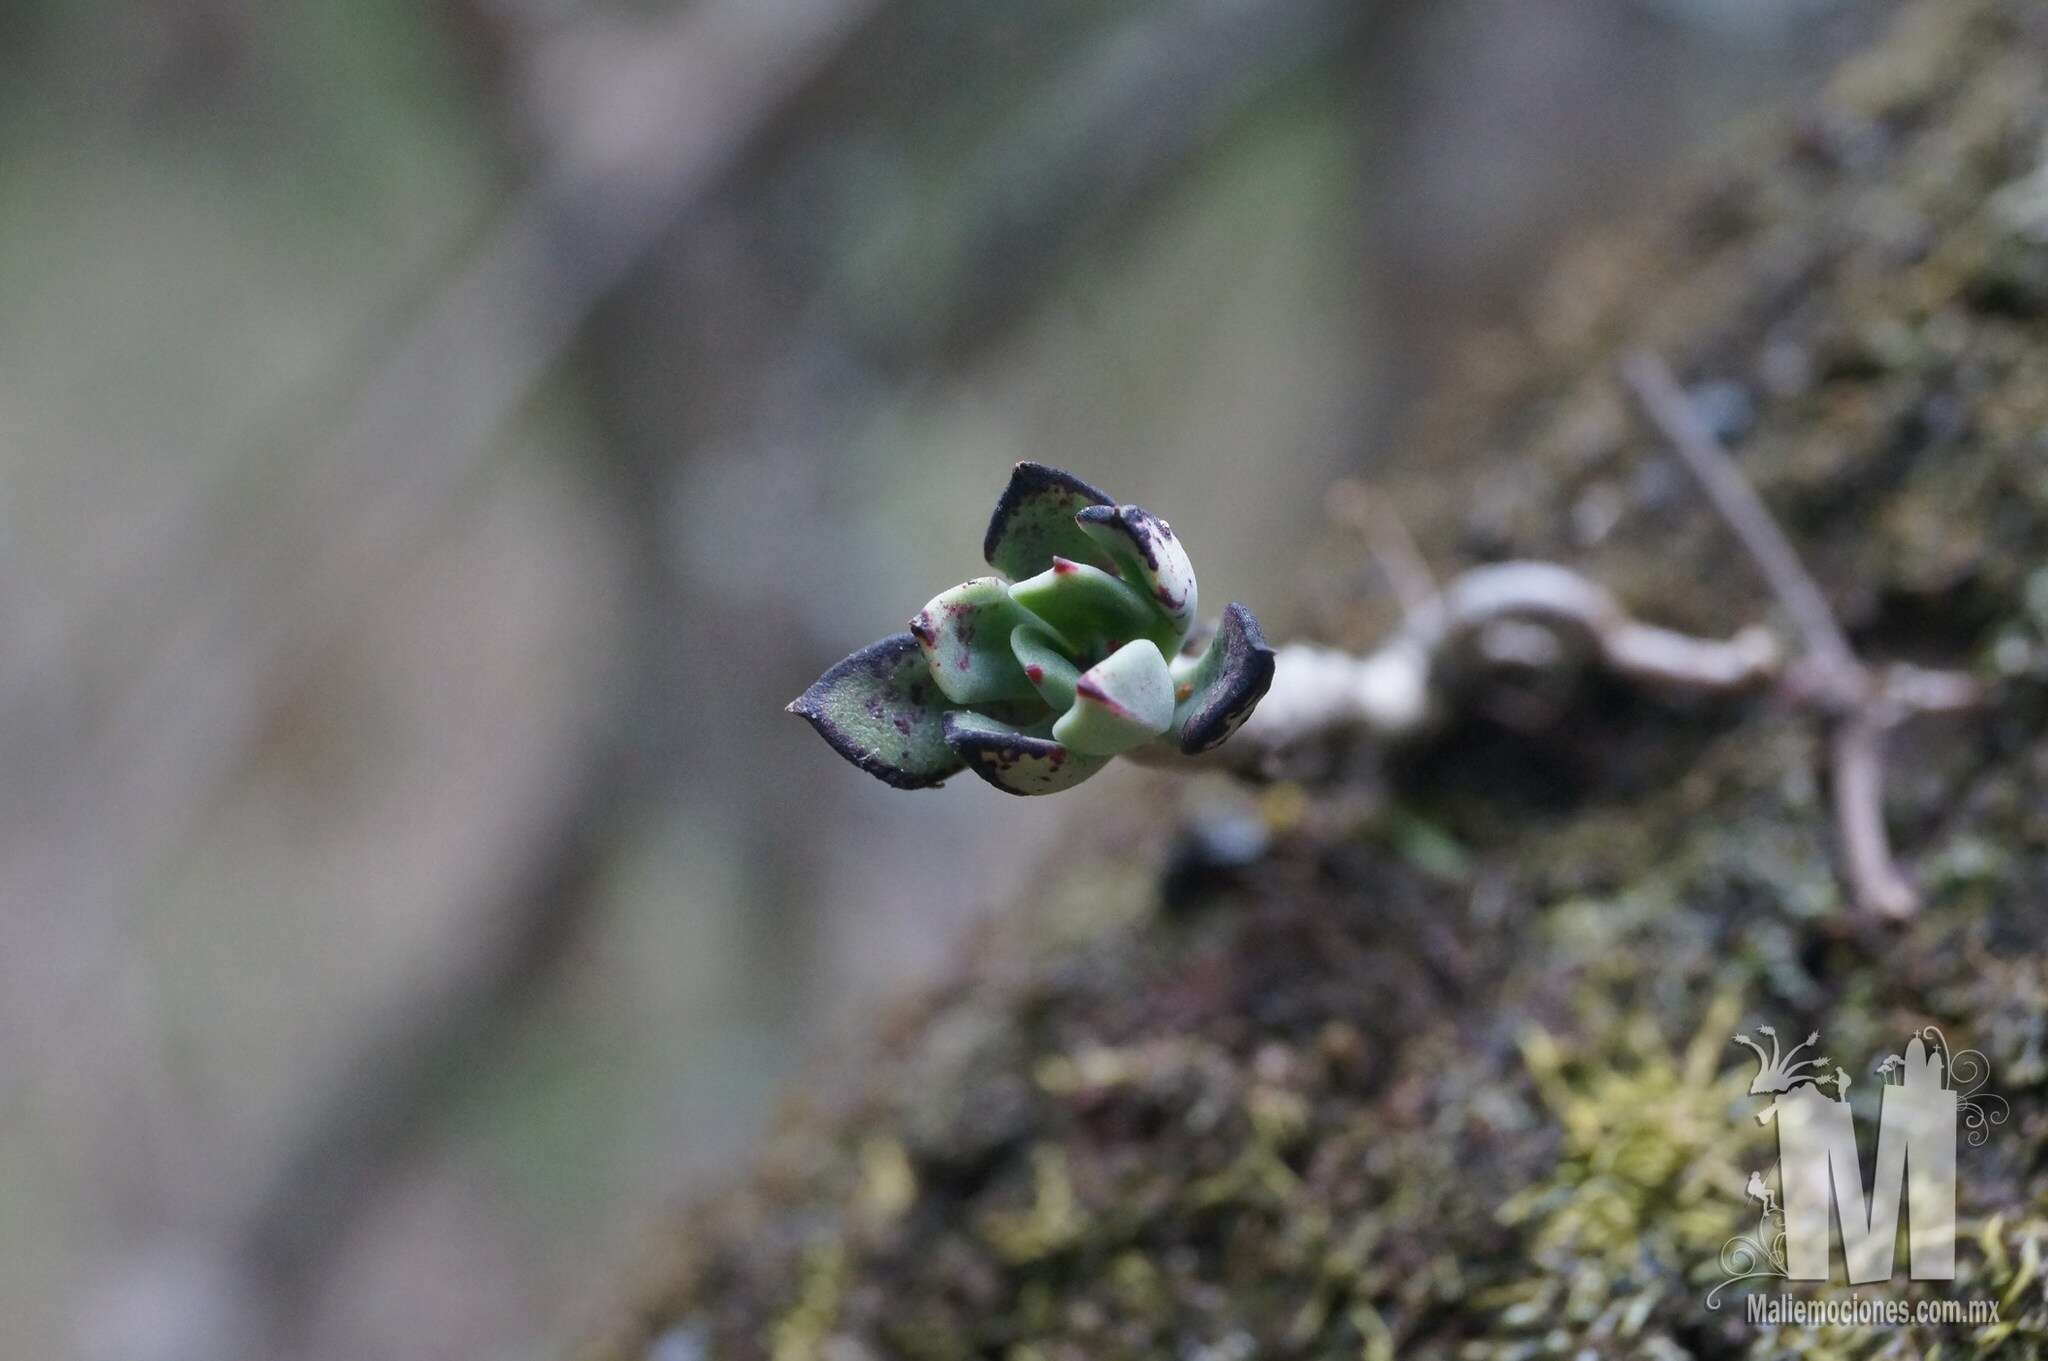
1009 558 1172 654
982 462 1119 581
1166 602 1276 754
942 710 1110 796
1076 504 1198 641
1011 624 1080 712
910 577 1047 705
1052 639 1175 756
787 632 963 788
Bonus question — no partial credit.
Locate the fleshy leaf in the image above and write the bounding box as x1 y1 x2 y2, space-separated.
1052 639 1175 756
1009 558 1172 654
787 632 964 788
1166 602 1275 754
1076 504 1198 641
982 462 1119 581
911 577 1049 705
942 710 1110 796
1011 624 1080 712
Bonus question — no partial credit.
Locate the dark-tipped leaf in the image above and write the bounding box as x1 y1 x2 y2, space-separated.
942 710 1110 796
1075 504 1198 641
1167 602 1276 754
982 462 1119 580
787 633 963 788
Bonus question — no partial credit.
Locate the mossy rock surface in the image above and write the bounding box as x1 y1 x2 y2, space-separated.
591 1 2048 1356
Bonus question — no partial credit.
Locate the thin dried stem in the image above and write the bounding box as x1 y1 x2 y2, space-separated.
1209 363 1986 923
1829 712 1918 919
1197 560 1781 772
1621 351 1861 684
1620 349 1986 921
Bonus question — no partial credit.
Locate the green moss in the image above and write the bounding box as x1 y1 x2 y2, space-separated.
768 1239 848 1361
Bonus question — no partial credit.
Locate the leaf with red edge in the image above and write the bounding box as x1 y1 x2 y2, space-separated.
1052 639 1175 756
1011 624 1081 712
1009 558 1171 654
911 577 1048 705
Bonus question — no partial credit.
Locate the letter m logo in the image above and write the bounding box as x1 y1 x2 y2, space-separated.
1770 1037 1957 1283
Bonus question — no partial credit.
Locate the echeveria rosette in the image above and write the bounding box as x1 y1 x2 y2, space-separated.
787 462 1275 795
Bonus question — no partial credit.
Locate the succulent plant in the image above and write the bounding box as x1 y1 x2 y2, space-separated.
787 463 1275 795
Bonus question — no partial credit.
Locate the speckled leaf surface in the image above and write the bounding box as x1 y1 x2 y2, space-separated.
982 462 1119 581
1168 602 1276 754
941 710 1110 795
1053 639 1174 756
786 632 963 788
1076 504 1198 641
1011 624 1081 713
911 577 1046 705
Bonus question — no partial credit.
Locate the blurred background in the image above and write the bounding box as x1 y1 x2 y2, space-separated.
0 0 1899 1357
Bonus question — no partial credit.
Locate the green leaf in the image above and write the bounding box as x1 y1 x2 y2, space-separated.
1011 624 1081 712
942 710 1110 796
911 577 1048 705
1076 504 1198 641
1052 639 1174 756
1167 602 1276 754
982 462 1119 581
787 633 964 788
1009 558 1169 654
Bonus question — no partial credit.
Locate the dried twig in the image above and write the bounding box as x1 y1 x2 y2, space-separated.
1184 560 1782 770
1185 354 1980 923
1622 350 1978 919
1829 711 1918 919
1620 351 1861 685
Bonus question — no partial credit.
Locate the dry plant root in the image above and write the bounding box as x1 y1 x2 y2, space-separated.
1186 353 1980 921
